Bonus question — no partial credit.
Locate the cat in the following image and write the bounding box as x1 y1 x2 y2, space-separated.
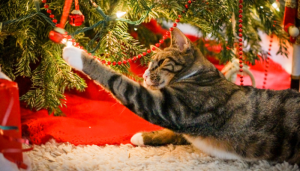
63 27 300 164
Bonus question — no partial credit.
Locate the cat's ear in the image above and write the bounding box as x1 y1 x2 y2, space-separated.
170 27 191 52
150 45 162 53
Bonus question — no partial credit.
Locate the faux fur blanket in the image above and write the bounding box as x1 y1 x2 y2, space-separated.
24 139 299 171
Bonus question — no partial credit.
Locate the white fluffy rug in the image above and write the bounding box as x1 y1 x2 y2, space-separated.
24 139 300 171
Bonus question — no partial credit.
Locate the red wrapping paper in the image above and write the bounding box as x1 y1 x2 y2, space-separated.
0 79 23 167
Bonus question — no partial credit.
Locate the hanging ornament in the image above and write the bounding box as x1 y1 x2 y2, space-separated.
69 10 85 26
49 27 67 43
49 0 73 43
69 0 84 26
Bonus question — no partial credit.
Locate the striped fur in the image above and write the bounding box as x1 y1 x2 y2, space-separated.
63 28 300 164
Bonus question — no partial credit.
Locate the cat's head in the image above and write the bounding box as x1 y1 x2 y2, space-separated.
143 27 199 90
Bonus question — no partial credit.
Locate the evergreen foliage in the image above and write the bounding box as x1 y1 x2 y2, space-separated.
0 0 288 115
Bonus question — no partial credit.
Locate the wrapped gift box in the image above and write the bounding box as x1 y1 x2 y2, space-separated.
0 79 23 168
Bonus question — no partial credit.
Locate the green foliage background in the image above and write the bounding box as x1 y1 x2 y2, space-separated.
0 0 288 115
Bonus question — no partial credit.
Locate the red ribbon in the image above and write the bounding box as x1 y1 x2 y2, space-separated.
75 0 80 11
59 0 73 29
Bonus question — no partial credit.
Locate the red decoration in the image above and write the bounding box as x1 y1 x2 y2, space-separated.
69 10 85 26
147 49 151 53
138 54 142 58
0 80 26 169
41 0 46 3
238 0 244 86
142 52 147 56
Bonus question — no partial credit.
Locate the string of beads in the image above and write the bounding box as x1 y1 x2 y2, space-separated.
262 21 276 89
238 0 244 86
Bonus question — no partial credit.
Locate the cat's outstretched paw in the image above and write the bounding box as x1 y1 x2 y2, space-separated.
130 133 145 146
63 46 83 71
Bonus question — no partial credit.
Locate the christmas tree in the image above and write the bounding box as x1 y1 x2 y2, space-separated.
0 0 288 115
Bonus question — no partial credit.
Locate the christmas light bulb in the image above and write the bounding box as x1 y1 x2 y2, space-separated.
116 11 126 18
66 40 73 47
61 38 67 44
272 2 279 11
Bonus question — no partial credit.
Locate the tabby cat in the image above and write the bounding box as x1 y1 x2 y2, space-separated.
63 28 300 164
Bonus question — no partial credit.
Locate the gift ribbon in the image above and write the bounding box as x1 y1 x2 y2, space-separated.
0 82 33 169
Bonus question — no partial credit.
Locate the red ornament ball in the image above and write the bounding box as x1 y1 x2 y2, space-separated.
173 23 177 27
188 0 192 4
133 57 137 61
166 31 170 35
123 60 127 64
52 19 57 23
163 35 167 40
169 27 174 31
155 43 160 47
175 19 180 23
138 54 142 58
50 14 54 18
107 61 111 65
128 59 132 63
47 9 52 14
118 61 122 65
44 4 49 8
143 52 147 56
147 49 151 53
159 40 164 44
113 62 116 66
178 15 182 18
41 0 46 3
49 29 65 44
152 46 156 51
69 10 85 27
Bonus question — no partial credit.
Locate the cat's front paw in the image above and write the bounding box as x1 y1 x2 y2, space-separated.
63 46 83 71
130 133 145 146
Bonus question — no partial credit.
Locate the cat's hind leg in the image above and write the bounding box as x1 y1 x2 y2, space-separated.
130 129 190 146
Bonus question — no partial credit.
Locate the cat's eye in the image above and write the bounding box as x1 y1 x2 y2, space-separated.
158 59 165 66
